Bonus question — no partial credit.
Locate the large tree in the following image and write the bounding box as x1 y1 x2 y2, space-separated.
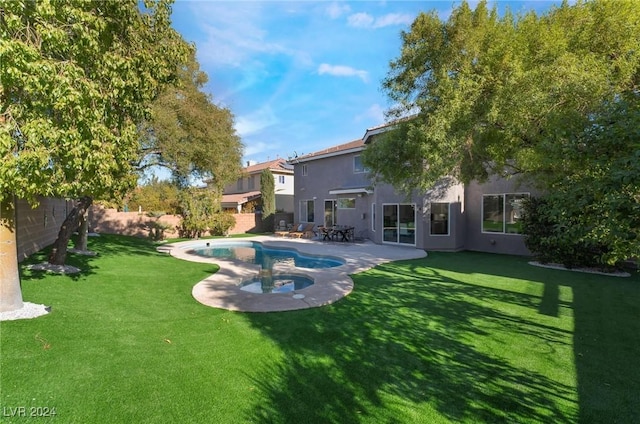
137 49 243 191
363 0 640 263
0 0 189 311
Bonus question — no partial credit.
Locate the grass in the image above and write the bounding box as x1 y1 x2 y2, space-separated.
1 235 638 423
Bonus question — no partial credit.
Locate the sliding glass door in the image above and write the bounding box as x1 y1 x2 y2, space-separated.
382 203 416 245
324 200 337 227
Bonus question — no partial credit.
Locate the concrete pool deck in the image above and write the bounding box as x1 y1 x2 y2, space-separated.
161 236 427 313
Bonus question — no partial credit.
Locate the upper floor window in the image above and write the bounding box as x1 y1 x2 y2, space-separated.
354 155 366 173
278 175 285 184
301 164 308 176
248 175 255 190
237 178 243 191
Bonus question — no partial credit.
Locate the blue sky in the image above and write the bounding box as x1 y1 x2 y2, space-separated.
169 1 566 166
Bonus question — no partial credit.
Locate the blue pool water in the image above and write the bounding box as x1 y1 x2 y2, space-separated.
239 274 314 294
189 241 344 269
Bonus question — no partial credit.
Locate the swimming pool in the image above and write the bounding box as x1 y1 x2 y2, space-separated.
239 274 314 294
189 241 344 269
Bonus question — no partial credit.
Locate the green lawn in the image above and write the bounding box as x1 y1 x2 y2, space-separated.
1 235 638 423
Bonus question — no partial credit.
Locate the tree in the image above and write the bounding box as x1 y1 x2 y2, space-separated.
177 188 232 238
0 0 189 311
126 178 180 215
136 49 243 190
363 0 640 264
260 169 275 232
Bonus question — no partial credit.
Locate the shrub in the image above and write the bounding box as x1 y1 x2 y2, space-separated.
522 196 612 269
209 213 236 236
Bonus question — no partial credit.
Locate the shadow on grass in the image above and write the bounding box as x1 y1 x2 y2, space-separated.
240 253 604 423
19 233 161 281
420 252 640 423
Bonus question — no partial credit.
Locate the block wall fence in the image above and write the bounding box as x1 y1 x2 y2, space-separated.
15 197 74 261
14 199 295 262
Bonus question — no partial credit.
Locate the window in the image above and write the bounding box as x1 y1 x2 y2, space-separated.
337 198 355 209
237 178 243 191
353 155 366 173
248 175 255 190
371 203 376 231
301 164 308 176
383 203 416 245
300 199 315 222
482 193 529 234
430 203 449 235
278 175 285 184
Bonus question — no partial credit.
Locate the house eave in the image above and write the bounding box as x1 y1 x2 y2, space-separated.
328 187 374 195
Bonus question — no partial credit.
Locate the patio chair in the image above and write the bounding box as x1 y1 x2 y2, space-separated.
288 223 315 239
319 226 334 241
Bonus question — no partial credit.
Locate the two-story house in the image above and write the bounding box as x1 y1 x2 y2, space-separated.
221 158 294 214
290 125 540 256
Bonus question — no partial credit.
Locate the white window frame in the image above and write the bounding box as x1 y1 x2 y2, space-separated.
337 198 356 209
371 203 376 232
300 199 315 223
301 164 308 176
382 203 416 246
481 193 530 235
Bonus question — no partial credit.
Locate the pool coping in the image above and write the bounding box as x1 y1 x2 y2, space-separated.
161 236 428 313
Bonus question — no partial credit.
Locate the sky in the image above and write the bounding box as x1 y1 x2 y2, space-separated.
169 1 566 167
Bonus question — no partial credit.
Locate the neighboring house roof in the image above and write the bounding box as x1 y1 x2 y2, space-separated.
221 191 261 208
244 158 293 175
289 139 365 163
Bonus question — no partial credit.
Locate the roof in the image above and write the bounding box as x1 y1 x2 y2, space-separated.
289 139 365 163
362 114 418 144
221 191 261 207
244 158 293 175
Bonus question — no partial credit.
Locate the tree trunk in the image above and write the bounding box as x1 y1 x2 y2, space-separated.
75 209 89 251
48 196 93 266
0 195 23 312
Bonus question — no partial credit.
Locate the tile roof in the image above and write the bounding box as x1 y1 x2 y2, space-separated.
244 158 292 174
221 191 261 206
292 139 365 162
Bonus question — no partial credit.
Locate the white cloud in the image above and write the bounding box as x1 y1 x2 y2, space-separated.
190 3 294 69
325 2 351 19
374 13 414 28
244 140 275 157
347 12 375 28
347 12 414 29
317 63 369 83
235 106 279 137
359 103 386 124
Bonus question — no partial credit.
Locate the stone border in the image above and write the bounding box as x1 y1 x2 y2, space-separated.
529 261 631 277
163 236 427 313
